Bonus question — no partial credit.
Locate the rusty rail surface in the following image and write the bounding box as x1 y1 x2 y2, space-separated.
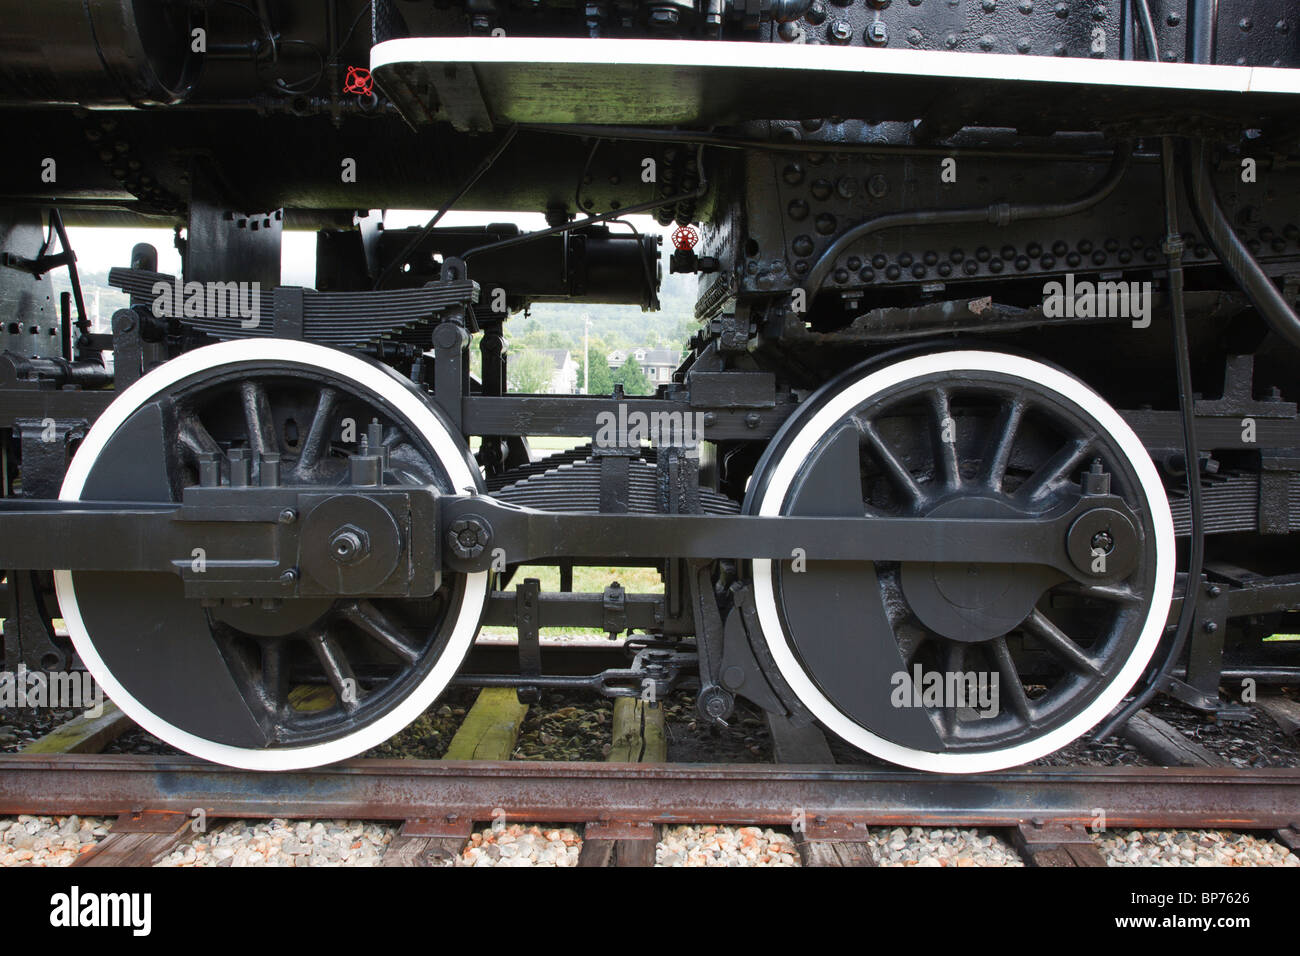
0 754 1297 830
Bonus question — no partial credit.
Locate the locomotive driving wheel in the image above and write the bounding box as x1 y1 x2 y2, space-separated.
54 340 487 770
745 351 1175 772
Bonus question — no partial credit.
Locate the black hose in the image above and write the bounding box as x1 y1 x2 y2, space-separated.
1091 135 1204 742
802 140 1133 295
1186 140 1300 351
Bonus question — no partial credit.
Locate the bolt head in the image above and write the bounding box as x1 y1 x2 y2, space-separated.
447 516 489 560
1090 530 1114 554
329 524 371 565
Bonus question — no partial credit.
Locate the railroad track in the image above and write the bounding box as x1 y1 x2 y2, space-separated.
2 670 1299 868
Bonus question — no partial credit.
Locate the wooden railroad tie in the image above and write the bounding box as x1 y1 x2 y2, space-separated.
383 687 530 867
578 698 665 867
73 810 195 868
22 701 133 755
1009 821 1108 868
1119 709 1225 768
766 712 877 867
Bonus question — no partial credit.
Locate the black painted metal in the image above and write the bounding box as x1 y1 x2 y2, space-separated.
0 0 1298 770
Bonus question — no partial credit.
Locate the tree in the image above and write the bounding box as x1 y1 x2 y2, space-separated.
507 350 553 394
575 353 615 395
612 355 652 396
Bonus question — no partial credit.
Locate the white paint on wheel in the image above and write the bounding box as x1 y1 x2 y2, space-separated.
54 340 487 771
750 351 1175 773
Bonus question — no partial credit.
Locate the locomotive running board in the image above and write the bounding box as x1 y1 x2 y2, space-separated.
371 36 1300 132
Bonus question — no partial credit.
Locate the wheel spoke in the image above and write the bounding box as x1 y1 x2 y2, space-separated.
1016 436 1094 503
930 388 961 492
1022 609 1102 676
940 641 966 737
983 397 1025 492
240 380 279 460
855 417 925 507
306 624 363 714
989 636 1034 724
339 600 422 665
1054 580 1144 606
177 408 222 462
294 386 340 479
261 639 290 712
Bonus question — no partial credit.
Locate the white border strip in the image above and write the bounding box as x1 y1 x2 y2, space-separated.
372 36 1300 96
54 340 487 771
749 351 1176 773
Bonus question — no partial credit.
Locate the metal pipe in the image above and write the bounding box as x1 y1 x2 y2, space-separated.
1186 140 1300 352
1187 0 1218 65
1093 135 1203 743
1134 0 1160 61
803 140 1133 295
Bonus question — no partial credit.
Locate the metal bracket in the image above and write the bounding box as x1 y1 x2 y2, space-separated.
15 416 85 499
515 577 541 705
2 569 67 671
718 583 786 715
602 582 628 637
689 560 734 725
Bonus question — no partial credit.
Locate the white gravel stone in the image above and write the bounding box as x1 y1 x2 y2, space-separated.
156 818 394 868
0 815 113 867
656 825 800 867
449 823 581 867
868 827 1024 867
1095 829 1299 867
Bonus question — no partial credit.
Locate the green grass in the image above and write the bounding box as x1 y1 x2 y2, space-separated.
527 436 585 451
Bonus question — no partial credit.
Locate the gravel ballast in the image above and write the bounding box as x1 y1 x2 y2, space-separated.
1095 829 1299 866
0 815 110 866
159 819 396 867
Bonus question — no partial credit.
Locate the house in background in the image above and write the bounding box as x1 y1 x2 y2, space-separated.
536 348 578 394
607 347 681 385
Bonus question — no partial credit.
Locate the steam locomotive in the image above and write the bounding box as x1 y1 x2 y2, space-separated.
1 0 1297 771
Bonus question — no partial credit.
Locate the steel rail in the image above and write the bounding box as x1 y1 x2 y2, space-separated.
0 755 1296 830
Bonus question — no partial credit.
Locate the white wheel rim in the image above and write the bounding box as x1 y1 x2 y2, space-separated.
750 350 1176 773
54 340 487 771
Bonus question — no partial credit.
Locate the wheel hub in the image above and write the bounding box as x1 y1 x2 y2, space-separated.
901 497 1058 643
